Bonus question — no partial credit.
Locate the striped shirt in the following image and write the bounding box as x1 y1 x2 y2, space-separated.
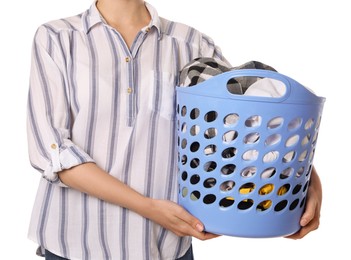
27 2 225 259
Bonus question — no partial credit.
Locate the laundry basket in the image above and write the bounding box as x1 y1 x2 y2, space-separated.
176 69 325 238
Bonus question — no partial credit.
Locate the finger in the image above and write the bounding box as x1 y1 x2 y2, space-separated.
176 207 204 232
202 232 221 240
300 195 317 227
285 214 320 239
285 223 315 240
193 231 221 241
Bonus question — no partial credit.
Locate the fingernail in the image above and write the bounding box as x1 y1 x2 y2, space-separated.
196 224 204 232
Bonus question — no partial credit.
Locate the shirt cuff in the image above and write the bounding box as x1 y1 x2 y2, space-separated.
43 143 95 187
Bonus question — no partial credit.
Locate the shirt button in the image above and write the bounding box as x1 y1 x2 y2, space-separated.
51 144 57 149
127 87 133 94
145 27 151 33
125 57 130 62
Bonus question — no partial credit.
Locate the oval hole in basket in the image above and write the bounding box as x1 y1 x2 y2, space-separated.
181 155 187 165
190 158 200 168
265 134 281 146
296 167 305 178
258 184 274 195
181 187 188 197
301 134 311 146
204 144 217 156
300 197 306 208
282 151 296 163
220 180 235 192
239 182 256 194
237 199 254 210
304 118 314 130
190 191 200 201
221 164 236 175
274 200 288 212
190 108 200 120
288 117 302 131
261 167 276 179
190 174 200 185
219 197 235 208
298 150 308 162
263 151 279 163
242 149 259 161
203 194 216 204
222 147 237 159
245 115 262 128
241 166 257 178
256 200 272 211
203 178 216 188
203 161 217 172
181 122 187 133
181 106 187 117
181 171 188 181
267 116 284 129
189 125 200 136
277 184 290 196
204 111 218 123
190 141 200 152
280 167 294 179
224 113 239 126
286 134 299 147
204 127 217 139
289 199 299 211
181 138 187 149
223 130 238 143
243 132 260 144
292 183 302 195
303 181 309 193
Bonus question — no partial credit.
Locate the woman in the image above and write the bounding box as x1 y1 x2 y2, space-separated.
27 0 322 259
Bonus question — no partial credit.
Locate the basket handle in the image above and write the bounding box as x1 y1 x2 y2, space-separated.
177 69 324 104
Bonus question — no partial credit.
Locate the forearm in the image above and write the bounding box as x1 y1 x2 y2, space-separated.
58 162 218 240
310 166 322 203
58 162 151 217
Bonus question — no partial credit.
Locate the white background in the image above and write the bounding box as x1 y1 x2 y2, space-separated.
0 0 349 259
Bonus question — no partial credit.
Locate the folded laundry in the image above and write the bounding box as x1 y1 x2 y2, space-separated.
179 57 279 95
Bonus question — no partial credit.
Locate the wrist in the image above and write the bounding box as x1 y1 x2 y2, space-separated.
134 196 154 219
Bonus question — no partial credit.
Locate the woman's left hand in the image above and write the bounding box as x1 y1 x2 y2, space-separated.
285 166 322 239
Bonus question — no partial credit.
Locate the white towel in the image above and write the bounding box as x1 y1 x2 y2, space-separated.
244 78 286 97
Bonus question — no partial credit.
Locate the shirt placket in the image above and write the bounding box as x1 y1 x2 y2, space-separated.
125 54 135 126
124 28 150 126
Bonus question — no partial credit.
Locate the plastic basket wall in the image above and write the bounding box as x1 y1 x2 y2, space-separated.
176 69 325 238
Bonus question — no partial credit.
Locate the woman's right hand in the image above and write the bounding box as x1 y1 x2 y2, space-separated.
58 163 219 240
144 199 220 241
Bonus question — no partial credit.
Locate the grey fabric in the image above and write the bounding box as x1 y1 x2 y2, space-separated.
179 58 277 94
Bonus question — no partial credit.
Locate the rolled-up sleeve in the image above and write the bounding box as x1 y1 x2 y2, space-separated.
27 26 94 186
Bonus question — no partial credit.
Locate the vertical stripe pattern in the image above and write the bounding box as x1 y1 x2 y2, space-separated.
26 2 227 259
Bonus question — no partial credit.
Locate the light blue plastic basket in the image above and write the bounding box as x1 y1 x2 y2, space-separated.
176 69 325 238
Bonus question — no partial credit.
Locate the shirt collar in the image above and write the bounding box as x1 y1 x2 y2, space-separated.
144 2 162 39
81 1 103 34
82 1 162 39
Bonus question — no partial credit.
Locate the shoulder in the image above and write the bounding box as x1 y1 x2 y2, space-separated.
32 13 85 49
35 13 84 38
159 16 206 44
